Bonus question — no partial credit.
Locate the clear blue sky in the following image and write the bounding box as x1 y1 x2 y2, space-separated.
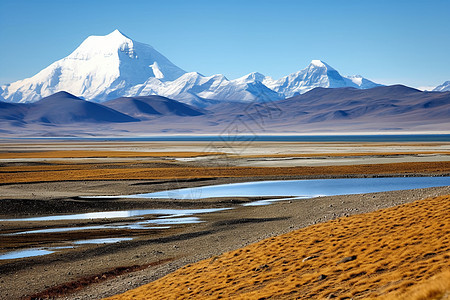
0 0 449 89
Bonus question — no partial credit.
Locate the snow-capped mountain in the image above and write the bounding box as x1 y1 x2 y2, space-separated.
121 61 377 106
125 71 283 106
1 30 186 103
433 81 450 92
1 30 381 105
0 87 5 101
263 60 381 98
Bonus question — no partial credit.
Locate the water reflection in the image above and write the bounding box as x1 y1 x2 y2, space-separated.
123 177 450 200
0 239 133 260
7 224 169 235
2 176 449 261
4 216 209 235
1 208 231 222
0 246 73 260
73 237 133 245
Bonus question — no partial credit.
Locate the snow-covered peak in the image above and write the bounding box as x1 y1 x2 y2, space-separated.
264 61 381 98
262 60 345 97
109 29 130 38
236 72 266 83
1 30 187 103
172 72 203 85
309 60 335 70
126 70 282 107
67 29 185 81
344 75 381 89
304 60 341 82
68 30 138 60
433 81 450 92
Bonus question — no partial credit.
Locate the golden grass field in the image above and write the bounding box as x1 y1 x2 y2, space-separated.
1 149 450 184
0 150 222 159
106 194 450 300
1 161 450 184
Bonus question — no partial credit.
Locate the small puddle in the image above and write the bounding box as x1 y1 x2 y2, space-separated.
141 216 203 225
73 237 133 245
6 217 205 236
0 208 231 222
0 238 134 260
6 224 170 235
242 196 308 206
0 246 73 260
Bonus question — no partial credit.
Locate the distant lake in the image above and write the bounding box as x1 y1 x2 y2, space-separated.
8 134 450 142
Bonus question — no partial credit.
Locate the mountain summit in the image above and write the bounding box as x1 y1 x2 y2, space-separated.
263 60 380 98
433 81 450 92
67 29 186 82
1 31 380 105
1 30 186 103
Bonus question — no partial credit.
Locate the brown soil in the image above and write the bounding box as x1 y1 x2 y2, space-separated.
23 258 174 300
106 194 450 300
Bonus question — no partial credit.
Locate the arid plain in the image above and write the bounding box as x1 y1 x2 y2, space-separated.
0 140 449 299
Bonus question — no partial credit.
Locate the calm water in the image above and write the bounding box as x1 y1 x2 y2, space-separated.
0 239 131 260
122 177 450 200
1 208 230 222
6 134 450 142
73 237 133 245
0 246 73 260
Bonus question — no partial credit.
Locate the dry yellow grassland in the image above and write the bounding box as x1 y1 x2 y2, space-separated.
0 150 222 159
106 195 450 300
1 161 450 184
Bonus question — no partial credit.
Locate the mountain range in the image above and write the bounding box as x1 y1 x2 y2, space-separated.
0 30 448 136
0 85 448 137
1 30 384 106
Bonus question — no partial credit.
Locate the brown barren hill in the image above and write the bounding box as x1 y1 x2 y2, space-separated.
106 195 450 300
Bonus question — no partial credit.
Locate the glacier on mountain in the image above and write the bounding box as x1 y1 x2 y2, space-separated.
1 30 381 105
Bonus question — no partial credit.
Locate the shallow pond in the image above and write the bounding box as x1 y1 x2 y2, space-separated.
121 177 450 199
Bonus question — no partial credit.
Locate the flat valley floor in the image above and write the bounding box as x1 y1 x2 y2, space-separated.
0 140 449 299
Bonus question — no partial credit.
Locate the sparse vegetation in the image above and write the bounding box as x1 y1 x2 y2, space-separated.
106 195 450 299
380 270 450 300
0 149 449 183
